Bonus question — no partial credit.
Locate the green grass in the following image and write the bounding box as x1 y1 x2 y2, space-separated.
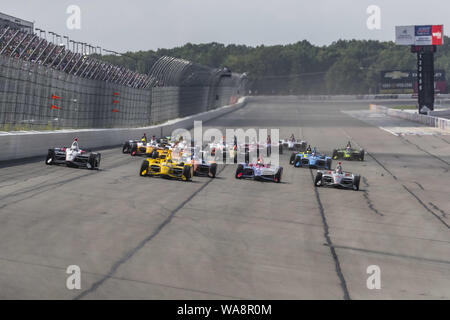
0 124 61 131
391 105 417 110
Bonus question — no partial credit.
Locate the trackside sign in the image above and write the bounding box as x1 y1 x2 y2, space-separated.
395 25 444 45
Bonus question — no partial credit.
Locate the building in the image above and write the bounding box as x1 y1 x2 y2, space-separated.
0 11 34 33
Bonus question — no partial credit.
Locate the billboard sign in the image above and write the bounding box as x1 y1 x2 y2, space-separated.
432 25 443 45
414 25 433 45
395 25 444 45
395 26 415 45
379 69 447 94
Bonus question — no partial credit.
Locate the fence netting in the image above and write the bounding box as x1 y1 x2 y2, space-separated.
0 55 247 130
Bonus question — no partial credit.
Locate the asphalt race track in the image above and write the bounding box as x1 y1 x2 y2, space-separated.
0 96 449 299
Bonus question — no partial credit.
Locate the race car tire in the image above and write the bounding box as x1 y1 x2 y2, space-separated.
326 158 332 170
294 155 302 167
289 153 296 165
140 160 149 176
244 146 249 164
314 172 323 187
122 143 130 154
182 165 192 181
279 144 283 154
353 175 361 191
235 164 244 179
88 153 99 170
209 163 217 178
45 150 55 165
130 144 138 157
359 150 365 161
332 149 338 160
96 153 102 168
275 167 282 183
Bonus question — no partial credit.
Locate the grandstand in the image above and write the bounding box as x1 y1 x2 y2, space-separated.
0 11 154 89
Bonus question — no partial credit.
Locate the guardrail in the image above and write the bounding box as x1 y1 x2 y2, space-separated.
369 104 450 133
295 94 450 101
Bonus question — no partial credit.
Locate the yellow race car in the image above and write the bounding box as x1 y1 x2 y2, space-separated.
139 149 193 181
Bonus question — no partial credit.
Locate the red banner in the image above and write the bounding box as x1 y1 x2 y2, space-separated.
432 25 443 45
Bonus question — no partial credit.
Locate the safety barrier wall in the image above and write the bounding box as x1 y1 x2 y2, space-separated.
369 104 450 133
294 94 450 101
0 97 248 161
0 55 246 131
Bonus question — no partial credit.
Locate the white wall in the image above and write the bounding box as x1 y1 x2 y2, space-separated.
0 98 247 162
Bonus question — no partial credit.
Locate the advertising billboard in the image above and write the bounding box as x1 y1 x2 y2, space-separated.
395 26 415 45
379 70 446 94
395 25 444 45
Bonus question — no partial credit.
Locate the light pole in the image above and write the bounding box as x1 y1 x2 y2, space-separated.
35 28 45 38
48 31 55 43
69 40 75 52
63 36 69 50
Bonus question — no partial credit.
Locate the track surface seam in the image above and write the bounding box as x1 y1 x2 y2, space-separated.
342 129 449 229
74 165 228 300
309 169 351 300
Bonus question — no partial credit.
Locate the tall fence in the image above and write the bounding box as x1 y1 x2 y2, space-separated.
0 55 247 130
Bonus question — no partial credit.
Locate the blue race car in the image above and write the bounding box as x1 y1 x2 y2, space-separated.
290 148 332 169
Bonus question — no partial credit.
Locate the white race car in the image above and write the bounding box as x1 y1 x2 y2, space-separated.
235 160 283 183
45 139 101 169
279 138 307 152
314 167 360 191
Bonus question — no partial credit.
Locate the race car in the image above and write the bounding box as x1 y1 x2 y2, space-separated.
279 138 307 153
45 138 101 169
139 149 193 181
332 142 365 161
179 148 218 178
290 148 332 169
207 137 242 163
235 160 283 183
123 134 157 154
122 139 141 153
238 143 265 163
129 137 169 157
314 163 361 191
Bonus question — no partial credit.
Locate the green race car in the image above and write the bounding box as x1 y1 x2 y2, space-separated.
332 142 365 161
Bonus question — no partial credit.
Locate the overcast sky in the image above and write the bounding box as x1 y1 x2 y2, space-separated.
1 0 448 52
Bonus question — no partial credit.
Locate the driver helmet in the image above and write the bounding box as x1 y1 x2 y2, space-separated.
71 138 79 150
335 162 343 174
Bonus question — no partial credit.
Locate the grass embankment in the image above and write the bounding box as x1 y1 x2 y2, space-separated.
390 105 417 110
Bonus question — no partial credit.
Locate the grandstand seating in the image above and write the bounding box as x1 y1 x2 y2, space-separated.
0 25 153 89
